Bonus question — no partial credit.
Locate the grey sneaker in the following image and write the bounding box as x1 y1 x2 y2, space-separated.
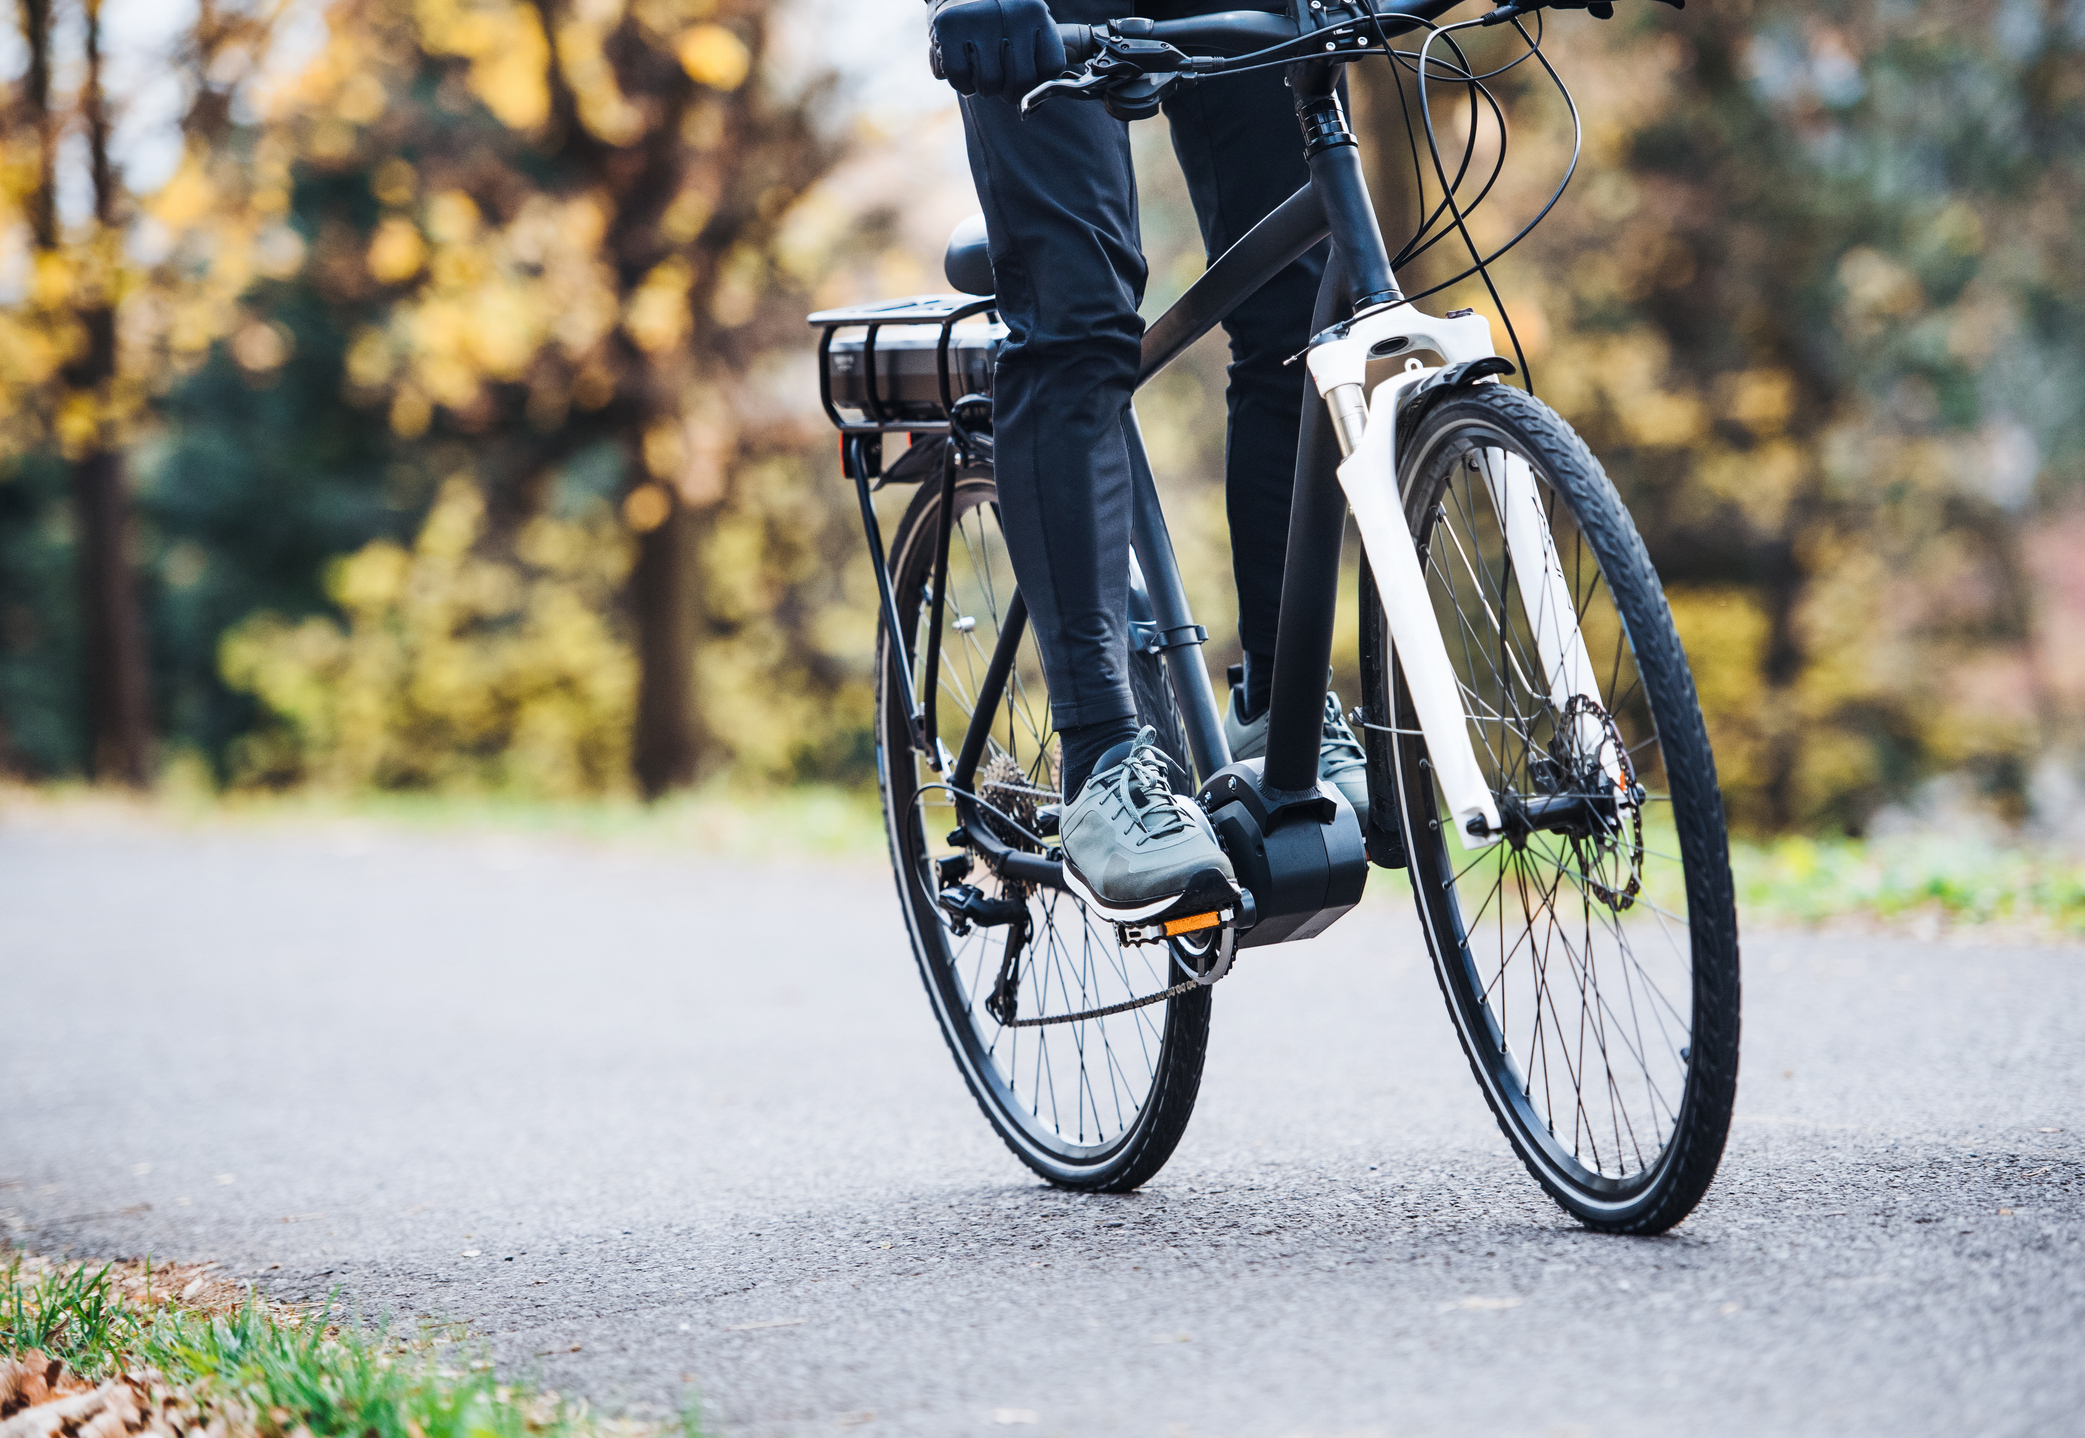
1061 727 1237 922
1224 686 1371 825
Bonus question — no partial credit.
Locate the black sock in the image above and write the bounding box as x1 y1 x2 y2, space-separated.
1240 651 1275 723
1059 714 1141 803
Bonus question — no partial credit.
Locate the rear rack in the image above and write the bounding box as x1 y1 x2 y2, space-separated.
809 293 999 436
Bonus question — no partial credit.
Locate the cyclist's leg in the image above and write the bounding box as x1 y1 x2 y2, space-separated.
957 81 1146 800
1161 69 1325 720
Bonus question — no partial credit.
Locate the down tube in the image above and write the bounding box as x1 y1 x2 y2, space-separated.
1123 407 1229 781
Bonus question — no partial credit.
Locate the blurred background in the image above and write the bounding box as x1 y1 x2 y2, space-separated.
0 0 2080 883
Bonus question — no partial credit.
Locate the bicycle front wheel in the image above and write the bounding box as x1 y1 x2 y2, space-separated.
1359 384 1740 1234
877 469 1208 1192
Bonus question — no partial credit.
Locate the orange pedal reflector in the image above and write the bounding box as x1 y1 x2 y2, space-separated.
1163 911 1222 938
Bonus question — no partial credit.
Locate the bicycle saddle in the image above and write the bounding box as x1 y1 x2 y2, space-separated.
944 214 995 296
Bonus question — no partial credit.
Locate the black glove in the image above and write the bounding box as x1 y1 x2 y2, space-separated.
931 0 1066 99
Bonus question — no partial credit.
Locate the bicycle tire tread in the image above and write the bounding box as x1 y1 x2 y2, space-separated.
876 473 1211 1194
1389 383 1740 1235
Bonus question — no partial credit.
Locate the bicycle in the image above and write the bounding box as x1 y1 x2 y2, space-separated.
809 0 1737 1235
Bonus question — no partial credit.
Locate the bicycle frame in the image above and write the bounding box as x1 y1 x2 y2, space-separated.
827 17 1603 924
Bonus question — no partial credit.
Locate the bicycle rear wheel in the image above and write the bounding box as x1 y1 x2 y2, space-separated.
877 469 1208 1191
1359 384 1740 1233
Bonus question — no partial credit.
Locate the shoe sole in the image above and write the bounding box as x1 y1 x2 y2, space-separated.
1061 861 1240 925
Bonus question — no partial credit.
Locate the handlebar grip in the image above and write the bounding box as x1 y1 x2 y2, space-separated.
1057 23 1098 65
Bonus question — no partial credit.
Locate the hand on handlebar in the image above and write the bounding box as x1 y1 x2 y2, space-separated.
930 0 1068 99
1481 0 1682 23
1002 0 1686 117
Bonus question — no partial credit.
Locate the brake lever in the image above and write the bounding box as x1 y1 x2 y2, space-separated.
1020 68 1115 116
1019 33 1203 117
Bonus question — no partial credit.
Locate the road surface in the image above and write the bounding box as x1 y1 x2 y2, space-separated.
3 812 2081 1437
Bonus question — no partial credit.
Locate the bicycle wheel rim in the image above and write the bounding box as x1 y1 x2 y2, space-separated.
879 475 1204 1177
1386 403 1727 1216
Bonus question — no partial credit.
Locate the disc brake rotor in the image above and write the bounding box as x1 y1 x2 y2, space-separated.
1554 694 1644 912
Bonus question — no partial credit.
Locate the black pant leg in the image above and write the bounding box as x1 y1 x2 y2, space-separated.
1162 71 1324 663
959 91 1145 732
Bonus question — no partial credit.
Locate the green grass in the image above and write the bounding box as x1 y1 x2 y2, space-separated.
1730 832 2085 934
2 1256 702 1438
0 778 887 863
2 1258 139 1381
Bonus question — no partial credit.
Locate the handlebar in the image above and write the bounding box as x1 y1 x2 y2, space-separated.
1035 0 1681 113
1057 1 1462 67
1028 2 1464 116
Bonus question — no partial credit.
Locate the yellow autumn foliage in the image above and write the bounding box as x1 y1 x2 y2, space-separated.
219 479 638 796
677 24 750 91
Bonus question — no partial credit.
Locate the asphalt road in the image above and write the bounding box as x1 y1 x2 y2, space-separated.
3 812 2081 1438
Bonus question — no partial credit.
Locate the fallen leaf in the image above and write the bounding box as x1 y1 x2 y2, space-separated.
1998 1208 2014 1216
461 1250 482 1258
723 1318 805 1332
836 1413 874 1427
2022 1167 2052 1179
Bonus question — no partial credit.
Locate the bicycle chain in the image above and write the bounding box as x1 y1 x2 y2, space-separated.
994 974 1205 1028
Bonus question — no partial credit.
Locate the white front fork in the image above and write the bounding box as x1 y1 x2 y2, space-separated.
1305 304 1604 851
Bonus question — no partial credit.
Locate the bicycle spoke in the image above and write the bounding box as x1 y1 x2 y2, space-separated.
1393 416 1710 1197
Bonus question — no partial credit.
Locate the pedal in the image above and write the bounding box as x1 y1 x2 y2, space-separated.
1116 907 1232 947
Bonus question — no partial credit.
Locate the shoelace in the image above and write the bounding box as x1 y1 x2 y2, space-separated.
1320 692 1367 780
1099 730 1191 845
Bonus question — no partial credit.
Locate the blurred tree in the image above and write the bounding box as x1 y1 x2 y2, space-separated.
1360 0 2085 832
6 0 153 784
0 0 296 781
265 0 844 796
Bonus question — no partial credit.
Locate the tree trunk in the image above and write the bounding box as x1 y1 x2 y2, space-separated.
630 486 700 798
72 445 153 786
64 0 154 787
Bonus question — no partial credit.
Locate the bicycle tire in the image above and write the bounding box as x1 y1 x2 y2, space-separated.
1358 383 1740 1234
877 470 1208 1191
